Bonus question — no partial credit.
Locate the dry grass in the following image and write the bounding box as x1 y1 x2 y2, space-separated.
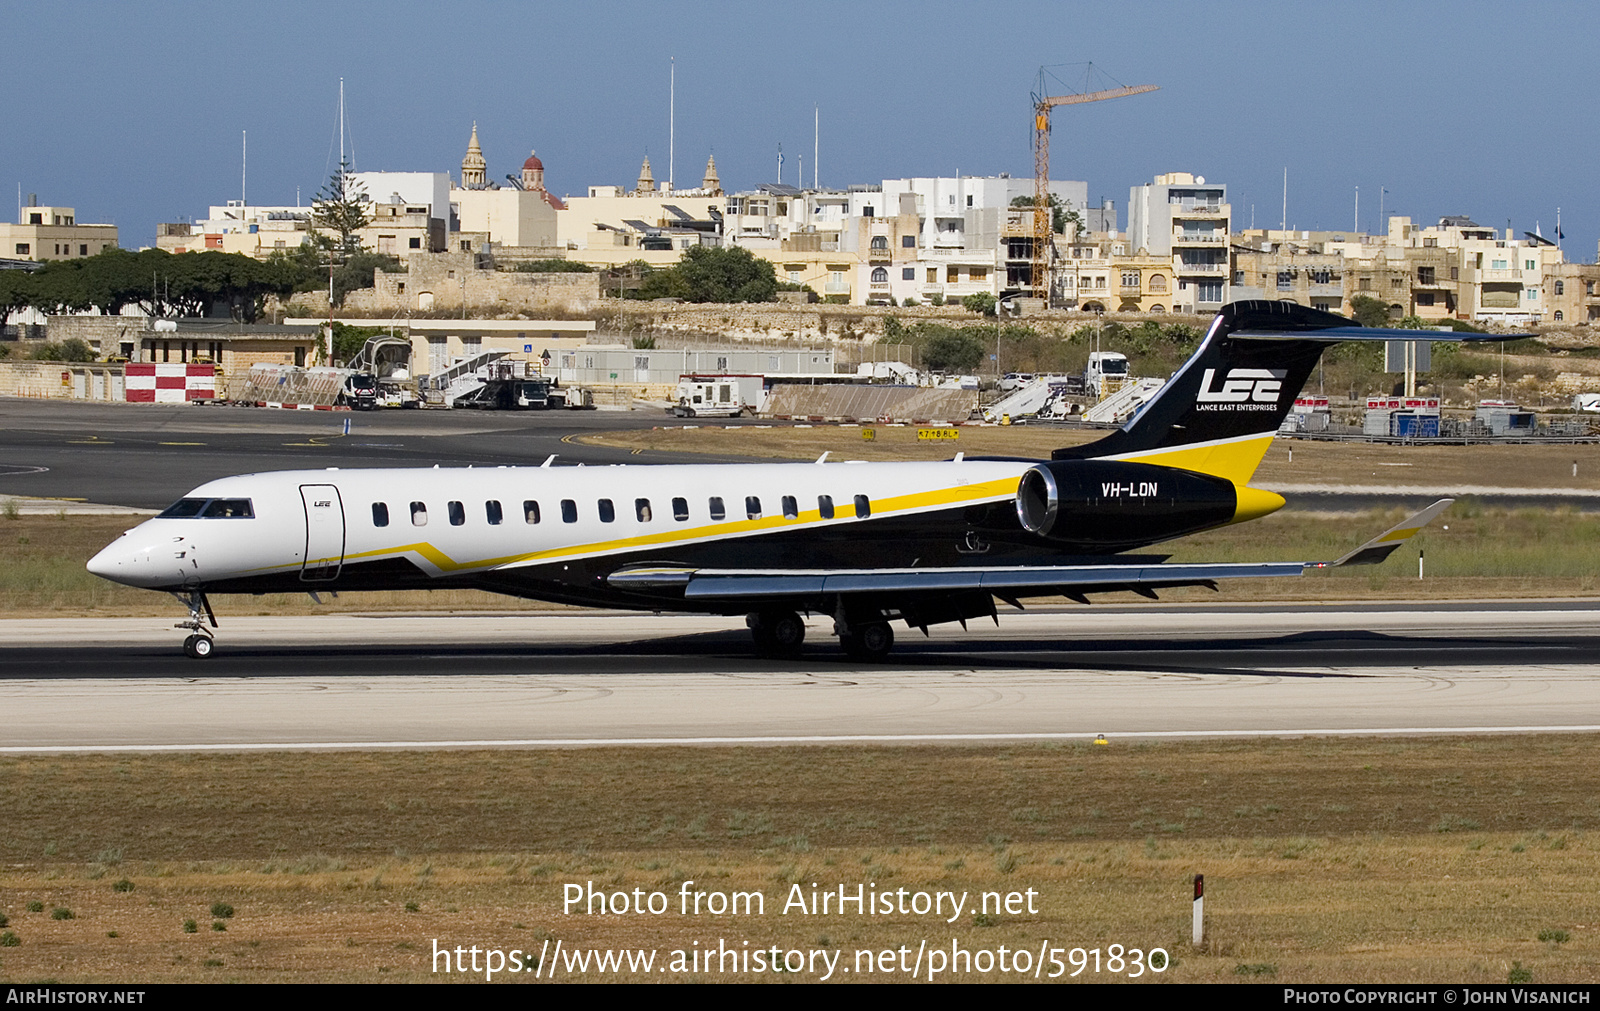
1 739 1598 982
8 499 1598 619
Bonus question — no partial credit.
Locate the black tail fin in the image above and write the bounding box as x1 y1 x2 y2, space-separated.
1054 300 1511 485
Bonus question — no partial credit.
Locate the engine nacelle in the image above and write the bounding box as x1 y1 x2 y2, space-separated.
1014 460 1239 549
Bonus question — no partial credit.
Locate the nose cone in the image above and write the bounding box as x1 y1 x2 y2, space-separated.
87 535 158 588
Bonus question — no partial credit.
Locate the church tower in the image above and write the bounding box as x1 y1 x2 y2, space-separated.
635 155 655 195
701 154 722 196
520 150 545 193
461 123 487 188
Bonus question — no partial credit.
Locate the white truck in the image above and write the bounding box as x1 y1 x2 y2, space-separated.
670 374 764 418
1084 351 1131 397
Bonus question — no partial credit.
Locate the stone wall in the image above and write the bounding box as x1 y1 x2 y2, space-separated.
305 251 602 316
0 361 125 400
44 316 149 354
596 300 1213 344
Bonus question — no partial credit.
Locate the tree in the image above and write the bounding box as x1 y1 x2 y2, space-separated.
1010 194 1080 235
328 322 385 365
313 160 370 256
29 338 94 362
1349 295 1391 328
961 292 997 317
673 245 777 303
0 269 35 326
917 325 987 373
513 259 594 273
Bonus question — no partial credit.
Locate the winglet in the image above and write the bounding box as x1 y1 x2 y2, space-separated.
1315 499 1453 568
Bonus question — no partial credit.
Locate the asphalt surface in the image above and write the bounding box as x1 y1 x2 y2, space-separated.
0 399 768 509
3 604 1598 751
4 399 1595 511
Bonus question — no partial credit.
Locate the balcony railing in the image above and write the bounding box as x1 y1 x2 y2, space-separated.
1479 268 1523 281
1177 262 1228 274
824 282 850 294
1174 232 1225 244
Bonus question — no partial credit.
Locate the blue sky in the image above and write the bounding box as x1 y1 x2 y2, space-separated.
6 0 1594 259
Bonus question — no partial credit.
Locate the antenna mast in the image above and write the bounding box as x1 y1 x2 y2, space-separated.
668 58 675 191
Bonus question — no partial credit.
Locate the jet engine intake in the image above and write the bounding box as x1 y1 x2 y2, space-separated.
1014 460 1239 548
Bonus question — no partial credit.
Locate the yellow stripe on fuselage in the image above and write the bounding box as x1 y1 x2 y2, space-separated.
254 474 1023 578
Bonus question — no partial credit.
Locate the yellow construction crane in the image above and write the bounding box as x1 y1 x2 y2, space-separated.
1031 67 1158 301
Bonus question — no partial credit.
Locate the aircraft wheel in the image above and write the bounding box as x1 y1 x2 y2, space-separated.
750 611 805 656
841 621 893 661
183 635 214 659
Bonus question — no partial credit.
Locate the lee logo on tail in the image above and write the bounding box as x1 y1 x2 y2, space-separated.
1195 368 1287 405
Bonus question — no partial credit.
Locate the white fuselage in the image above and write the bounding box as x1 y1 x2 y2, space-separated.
87 460 1031 597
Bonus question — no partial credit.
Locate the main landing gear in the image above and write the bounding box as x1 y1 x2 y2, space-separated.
748 609 897 661
173 590 218 659
839 620 894 661
748 610 806 657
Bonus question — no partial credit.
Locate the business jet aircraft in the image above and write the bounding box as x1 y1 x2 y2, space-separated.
88 301 1504 659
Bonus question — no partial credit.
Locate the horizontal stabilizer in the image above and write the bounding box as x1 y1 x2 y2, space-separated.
1231 326 1525 343
1319 498 1453 568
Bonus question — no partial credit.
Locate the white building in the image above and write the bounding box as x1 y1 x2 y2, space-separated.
1127 172 1231 314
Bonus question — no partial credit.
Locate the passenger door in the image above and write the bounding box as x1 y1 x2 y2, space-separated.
300 484 345 582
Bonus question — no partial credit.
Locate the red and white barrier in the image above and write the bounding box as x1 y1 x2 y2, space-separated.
125 363 216 403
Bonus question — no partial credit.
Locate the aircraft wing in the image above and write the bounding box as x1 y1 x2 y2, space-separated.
608 500 1453 600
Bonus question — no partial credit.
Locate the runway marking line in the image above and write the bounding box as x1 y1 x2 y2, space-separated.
6 725 1600 753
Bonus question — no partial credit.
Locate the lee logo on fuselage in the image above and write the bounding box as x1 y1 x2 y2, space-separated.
1195 368 1286 408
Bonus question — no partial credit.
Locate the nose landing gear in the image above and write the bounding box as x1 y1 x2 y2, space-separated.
172 591 218 659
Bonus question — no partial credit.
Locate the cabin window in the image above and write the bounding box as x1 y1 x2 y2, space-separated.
410 502 428 526
485 500 503 525
672 497 689 521
781 495 798 519
708 497 726 521
746 496 762 520
523 500 541 524
854 494 871 518
561 499 578 523
372 503 389 527
818 495 834 519
635 498 653 522
448 501 466 526
598 499 615 523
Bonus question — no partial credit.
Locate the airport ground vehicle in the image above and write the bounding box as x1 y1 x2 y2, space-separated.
670 375 762 418
339 372 380 411
89 302 1513 660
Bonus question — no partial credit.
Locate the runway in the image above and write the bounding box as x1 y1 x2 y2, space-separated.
4 603 1598 752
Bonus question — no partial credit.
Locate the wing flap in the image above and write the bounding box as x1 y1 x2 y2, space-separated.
607 561 1306 599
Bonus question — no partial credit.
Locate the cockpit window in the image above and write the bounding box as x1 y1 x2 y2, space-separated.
159 498 253 519
158 498 208 518
201 498 254 518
